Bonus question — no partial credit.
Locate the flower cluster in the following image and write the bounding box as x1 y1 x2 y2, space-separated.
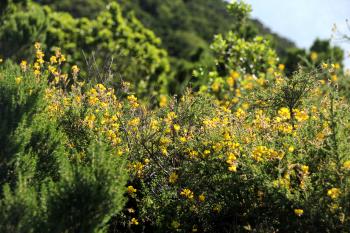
7 44 350 232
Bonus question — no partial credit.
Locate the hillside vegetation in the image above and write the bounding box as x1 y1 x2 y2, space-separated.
0 0 350 232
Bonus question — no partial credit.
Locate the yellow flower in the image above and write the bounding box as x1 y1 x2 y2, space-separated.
84 114 96 129
169 172 178 184
72 65 80 75
230 71 240 79
36 49 45 61
278 64 285 71
294 209 304 217
50 56 58 64
198 193 205 202
310 52 318 62
173 124 181 132
127 185 137 194
333 63 340 70
128 118 140 127
159 95 168 107
59 54 66 63
278 107 291 120
130 218 139 225
331 75 338 82
161 147 168 156
34 42 41 49
294 109 309 122
15 76 22 85
288 146 295 153
242 102 250 110
301 165 309 174
127 95 139 108
167 111 177 120
180 188 194 199
235 108 246 118
211 79 221 92
343 160 350 170
327 188 341 199
226 76 234 88
228 165 237 172
20 60 27 72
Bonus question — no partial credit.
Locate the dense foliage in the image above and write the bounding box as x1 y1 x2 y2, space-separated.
0 0 171 96
1 0 350 232
0 55 127 232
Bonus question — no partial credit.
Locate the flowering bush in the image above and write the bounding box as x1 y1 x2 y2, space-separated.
1 35 350 233
0 46 127 232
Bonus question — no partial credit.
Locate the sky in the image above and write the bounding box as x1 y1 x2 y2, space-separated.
244 0 350 68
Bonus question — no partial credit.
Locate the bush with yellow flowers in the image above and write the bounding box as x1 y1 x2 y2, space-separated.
2 42 350 233
0 45 127 232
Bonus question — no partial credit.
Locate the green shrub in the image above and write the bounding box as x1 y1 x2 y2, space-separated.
0 58 127 233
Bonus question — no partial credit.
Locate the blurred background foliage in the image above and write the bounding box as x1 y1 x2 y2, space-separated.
1 0 345 95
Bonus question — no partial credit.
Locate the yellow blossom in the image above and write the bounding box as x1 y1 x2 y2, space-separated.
72 65 80 75
228 165 237 172
127 185 137 194
50 56 57 64
278 64 285 71
130 218 139 225
327 188 341 199
230 71 240 80
331 75 338 82
310 52 318 62
294 209 304 217
288 146 295 153
15 76 22 85
301 165 309 174
169 172 178 184
294 109 309 122
128 117 140 127
333 63 340 70
198 193 205 202
173 124 181 132
211 80 221 92
127 95 139 108
343 160 350 170
278 107 291 120
59 54 66 63
235 108 246 118
180 188 194 199
159 95 168 107
20 60 27 72
34 42 41 49
226 76 235 88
